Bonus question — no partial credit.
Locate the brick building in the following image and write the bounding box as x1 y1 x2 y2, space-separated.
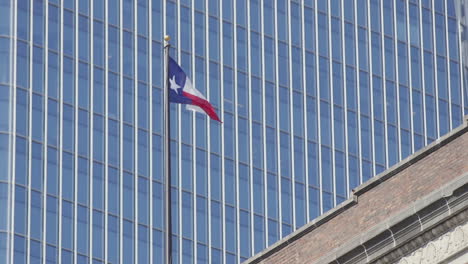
245 116 468 264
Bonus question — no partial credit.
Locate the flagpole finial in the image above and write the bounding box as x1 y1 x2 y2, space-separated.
164 35 171 42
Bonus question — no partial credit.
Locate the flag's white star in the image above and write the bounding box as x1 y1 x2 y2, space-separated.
169 75 181 93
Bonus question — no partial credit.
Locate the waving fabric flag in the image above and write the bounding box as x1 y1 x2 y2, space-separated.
168 57 221 122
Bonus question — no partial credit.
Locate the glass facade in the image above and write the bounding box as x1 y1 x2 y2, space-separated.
0 0 467 263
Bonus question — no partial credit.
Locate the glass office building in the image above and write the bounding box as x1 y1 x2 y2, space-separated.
0 0 467 263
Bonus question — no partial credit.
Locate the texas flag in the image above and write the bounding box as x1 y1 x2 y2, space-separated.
168 57 221 122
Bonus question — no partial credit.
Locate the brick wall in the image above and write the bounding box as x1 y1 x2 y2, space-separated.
257 124 468 264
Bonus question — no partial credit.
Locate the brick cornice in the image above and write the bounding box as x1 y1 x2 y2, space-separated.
317 177 468 264
396 220 468 264
353 116 468 197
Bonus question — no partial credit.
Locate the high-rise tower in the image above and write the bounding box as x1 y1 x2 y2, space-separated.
0 0 467 263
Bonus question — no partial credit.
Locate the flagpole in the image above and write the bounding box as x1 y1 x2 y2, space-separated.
163 35 172 264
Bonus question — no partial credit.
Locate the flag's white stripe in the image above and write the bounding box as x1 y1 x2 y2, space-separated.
180 75 211 114
183 77 207 100
186 105 205 113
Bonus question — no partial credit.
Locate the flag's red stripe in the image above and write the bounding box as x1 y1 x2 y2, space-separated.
182 92 221 122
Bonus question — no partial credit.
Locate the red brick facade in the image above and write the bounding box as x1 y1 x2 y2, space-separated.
250 120 468 264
